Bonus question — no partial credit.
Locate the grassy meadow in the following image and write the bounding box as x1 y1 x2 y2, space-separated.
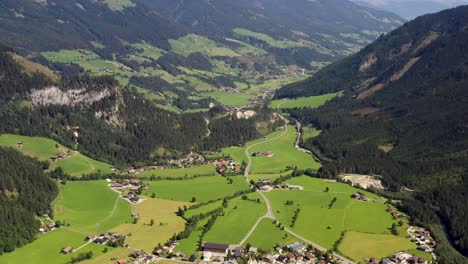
137 164 218 179
0 134 113 176
269 91 343 109
266 176 398 249
247 126 321 174
244 219 296 251
144 176 250 203
338 231 417 262
0 229 109 264
53 181 132 234
203 193 267 244
111 198 191 252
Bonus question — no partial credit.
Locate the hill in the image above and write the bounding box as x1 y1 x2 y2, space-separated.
0 147 59 254
0 0 403 110
276 6 468 263
0 45 281 167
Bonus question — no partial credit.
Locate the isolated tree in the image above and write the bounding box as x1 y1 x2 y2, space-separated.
150 219 155 226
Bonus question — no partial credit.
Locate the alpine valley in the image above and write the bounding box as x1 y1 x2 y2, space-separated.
0 1 467 264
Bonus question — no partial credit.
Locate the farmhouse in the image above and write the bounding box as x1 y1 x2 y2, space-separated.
254 151 274 157
259 185 273 192
16 142 23 148
202 242 229 259
257 178 271 184
284 184 303 190
286 242 305 252
61 246 73 254
352 193 369 201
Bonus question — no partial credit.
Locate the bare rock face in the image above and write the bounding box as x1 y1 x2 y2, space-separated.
236 110 257 119
30 86 113 107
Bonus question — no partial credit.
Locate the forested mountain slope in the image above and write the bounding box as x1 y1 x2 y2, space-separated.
277 6 468 263
0 45 280 167
0 147 59 254
0 0 403 111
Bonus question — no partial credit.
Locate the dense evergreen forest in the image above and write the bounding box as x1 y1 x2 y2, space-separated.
0 46 276 167
0 147 58 254
280 6 468 263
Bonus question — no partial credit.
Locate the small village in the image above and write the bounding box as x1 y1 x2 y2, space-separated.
109 178 149 204
124 152 243 177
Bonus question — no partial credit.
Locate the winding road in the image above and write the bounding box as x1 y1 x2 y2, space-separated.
237 114 355 264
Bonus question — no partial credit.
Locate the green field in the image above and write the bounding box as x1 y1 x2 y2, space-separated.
137 164 218 179
170 34 239 57
112 198 190 252
144 176 250 203
269 91 343 109
0 134 113 176
184 200 224 219
244 219 296 251
204 193 267 244
266 176 397 249
54 181 132 234
201 90 253 106
214 146 247 164
233 28 304 49
249 171 293 182
247 126 321 174
0 229 109 264
338 231 416 262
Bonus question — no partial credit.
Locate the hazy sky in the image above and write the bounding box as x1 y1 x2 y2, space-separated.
358 0 468 6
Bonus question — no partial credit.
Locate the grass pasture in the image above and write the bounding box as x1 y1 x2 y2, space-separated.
144 176 250 203
0 134 113 176
137 164 218 179
338 231 416 262
269 91 343 109
266 176 397 249
53 181 132 234
0 229 108 264
247 126 321 174
112 198 191 252
203 193 267 244
244 219 295 251
170 34 239 57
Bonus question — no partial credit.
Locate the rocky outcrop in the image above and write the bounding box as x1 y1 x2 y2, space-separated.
30 86 114 107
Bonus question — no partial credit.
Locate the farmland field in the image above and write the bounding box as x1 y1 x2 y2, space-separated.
265 176 398 249
247 126 321 174
0 229 108 264
137 164 218 179
203 193 267 244
0 134 113 176
244 219 295 251
111 198 191 252
53 181 132 234
338 231 416 262
169 34 239 57
269 91 343 109
144 176 250 203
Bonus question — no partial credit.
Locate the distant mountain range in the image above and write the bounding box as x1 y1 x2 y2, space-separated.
0 0 403 111
353 0 468 19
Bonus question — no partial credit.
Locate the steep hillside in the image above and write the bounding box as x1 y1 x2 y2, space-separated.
142 0 403 61
0 46 279 167
277 6 468 263
0 0 403 110
0 147 59 254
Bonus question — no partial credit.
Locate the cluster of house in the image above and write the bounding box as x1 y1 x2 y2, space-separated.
214 158 242 175
409 228 436 254
38 215 56 234
87 232 126 245
108 179 148 204
253 151 274 157
258 180 304 192
50 151 70 162
385 208 406 219
351 193 369 201
201 242 339 264
367 252 429 264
